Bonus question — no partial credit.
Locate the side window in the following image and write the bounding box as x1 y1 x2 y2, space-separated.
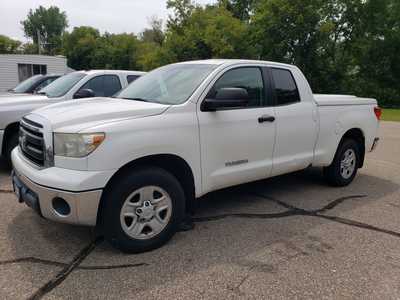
34 77 57 92
103 75 122 96
209 67 265 107
127 75 140 84
79 76 105 97
271 68 300 105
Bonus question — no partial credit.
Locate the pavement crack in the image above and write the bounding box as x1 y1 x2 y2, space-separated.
229 266 255 296
314 195 367 213
0 189 13 194
27 236 104 300
0 256 147 270
192 192 320 223
193 193 400 241
252 193 300 211
192 210 298 222
319 214 400 239
251 193 400 239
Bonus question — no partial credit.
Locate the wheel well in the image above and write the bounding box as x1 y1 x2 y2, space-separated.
2 122 19 156
97 154 196 226
340 128 365 168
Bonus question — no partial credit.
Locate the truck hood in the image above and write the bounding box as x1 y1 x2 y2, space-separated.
0 93 49 105
30 97 170 132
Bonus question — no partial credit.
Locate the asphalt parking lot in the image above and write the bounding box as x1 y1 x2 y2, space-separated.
1 121 400 299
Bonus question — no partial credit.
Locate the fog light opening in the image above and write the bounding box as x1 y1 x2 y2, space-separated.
52 197 71 216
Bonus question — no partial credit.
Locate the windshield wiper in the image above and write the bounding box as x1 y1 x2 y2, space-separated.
35 91 47 96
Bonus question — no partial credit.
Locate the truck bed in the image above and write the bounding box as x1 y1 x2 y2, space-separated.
314 94 377 106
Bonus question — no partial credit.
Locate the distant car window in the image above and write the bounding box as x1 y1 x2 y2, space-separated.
80 76 104 96
33 77 59 93
127 75 140 84
11 75 43 93
104 75 122 96
271 68 300 105
40 72 86 98
209 67 266 107
79 75 122 97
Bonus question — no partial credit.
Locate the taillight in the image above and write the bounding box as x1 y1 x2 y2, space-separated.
374 106 382 121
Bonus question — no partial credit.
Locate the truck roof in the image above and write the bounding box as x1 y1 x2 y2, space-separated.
75 70 147 75
177 59 296 69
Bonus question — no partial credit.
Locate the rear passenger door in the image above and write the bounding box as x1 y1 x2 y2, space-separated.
77 75 122 97
269 68 317 176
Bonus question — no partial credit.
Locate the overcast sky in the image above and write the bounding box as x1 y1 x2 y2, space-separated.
0 0 215 41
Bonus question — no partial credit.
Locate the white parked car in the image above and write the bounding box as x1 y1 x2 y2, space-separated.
0 74 61 96
11 60 380 253
0 70 145 162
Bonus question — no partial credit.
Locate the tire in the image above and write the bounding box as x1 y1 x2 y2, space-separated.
323 139 360 187
5 132 19 164
102 167 185 253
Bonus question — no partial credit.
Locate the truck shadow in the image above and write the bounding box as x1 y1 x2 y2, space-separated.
4 168 400 298
0 157 11 172
0 158 12 191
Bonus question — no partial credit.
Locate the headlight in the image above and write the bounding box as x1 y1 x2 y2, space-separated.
54 133 105 157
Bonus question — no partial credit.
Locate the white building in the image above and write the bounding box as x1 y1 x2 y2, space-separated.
0 54 69 91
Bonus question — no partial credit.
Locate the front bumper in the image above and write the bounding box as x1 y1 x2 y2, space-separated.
11 149 115 226
12 169 102 225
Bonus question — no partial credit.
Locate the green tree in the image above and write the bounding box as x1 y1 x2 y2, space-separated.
349 0 400 107
139 17 165 46
154 4 256 66
251 0 359 93
166 0 195 32
63 27 142 70
62 26 100 70
218 0 258 21
0 35 21 53
20 42 38 54
98 33 141 70
21 5 68 55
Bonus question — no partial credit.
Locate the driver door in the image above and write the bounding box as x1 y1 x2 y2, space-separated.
197 66 276 193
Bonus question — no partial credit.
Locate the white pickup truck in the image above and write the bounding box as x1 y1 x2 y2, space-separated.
0 70 145 162
11 60 380 253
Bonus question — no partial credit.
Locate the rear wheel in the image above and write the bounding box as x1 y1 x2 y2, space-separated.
323 139 360 186
102 167 185 253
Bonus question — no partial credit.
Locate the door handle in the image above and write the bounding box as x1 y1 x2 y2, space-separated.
258 115 275 123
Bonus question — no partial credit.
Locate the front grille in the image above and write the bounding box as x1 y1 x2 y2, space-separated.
19 118 45 166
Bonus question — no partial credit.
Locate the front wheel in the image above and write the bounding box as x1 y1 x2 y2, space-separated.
323 139 360 186
102 167 185 253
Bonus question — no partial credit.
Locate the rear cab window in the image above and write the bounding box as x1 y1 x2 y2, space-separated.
127 75 140 84
271 68 300 105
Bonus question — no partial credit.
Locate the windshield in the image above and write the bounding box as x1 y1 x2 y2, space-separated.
40 72 86 98
116 64 217 105
12 75 43 93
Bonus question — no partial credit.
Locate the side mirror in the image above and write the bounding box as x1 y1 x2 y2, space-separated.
73 88 95 99
202 87 249 111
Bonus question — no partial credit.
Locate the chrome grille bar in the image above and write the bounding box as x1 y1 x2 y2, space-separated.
19 119 45 167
